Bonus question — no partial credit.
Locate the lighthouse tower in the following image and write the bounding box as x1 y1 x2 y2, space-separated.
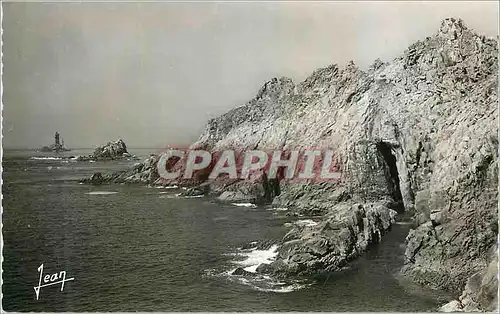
55 132 60 148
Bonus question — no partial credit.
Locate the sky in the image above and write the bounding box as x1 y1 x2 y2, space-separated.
2 1 498 149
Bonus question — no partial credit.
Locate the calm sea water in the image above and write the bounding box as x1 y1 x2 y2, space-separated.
1 149 452 311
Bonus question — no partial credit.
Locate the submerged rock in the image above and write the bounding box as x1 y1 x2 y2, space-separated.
232 267 256 277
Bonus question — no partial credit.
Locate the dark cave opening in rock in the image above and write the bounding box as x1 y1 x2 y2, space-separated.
377 142 405 213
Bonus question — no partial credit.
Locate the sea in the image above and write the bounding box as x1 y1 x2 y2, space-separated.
1 148 453 311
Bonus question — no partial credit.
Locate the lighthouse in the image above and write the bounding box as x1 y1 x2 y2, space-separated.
55 132 60 147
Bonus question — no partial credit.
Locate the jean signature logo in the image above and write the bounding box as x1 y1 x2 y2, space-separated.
34 263 75 300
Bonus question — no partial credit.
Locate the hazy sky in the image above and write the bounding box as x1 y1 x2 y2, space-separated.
2 1 498 149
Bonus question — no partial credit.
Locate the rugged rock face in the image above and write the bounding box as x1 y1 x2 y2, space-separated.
439 245 498 312
81 18 498 300
187 18 499 292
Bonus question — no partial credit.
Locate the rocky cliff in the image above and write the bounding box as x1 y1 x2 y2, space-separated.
83 18 498 309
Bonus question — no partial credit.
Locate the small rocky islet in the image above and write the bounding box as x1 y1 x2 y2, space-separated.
74 139 138 162
81 18 498 312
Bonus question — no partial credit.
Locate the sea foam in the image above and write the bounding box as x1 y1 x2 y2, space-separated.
233 244 279 273
85 191 118 195
231 203 257 208
30 157 62 160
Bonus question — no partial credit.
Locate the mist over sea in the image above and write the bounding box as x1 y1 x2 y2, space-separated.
2 149 451 311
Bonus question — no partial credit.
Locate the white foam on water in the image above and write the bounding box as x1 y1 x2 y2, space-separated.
231 203 257 208
31 157 62 160
234 244 279 273
266 207 288 211
253 282 313 293
165 185 179 189
295 219 318 227
147 185 179 189
285 220 318 227
205 243 312 294
394 221 413 225
183 195 204 198
159 193 182 199
85 191 118 195
154 185 178 189
221 252 240 257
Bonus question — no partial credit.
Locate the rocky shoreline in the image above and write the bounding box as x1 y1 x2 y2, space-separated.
81 18 498 311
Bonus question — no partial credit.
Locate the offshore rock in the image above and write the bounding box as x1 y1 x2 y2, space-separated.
76 139 138 162
91 139 128 159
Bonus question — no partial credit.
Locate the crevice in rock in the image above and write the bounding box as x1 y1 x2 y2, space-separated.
377 141 405 212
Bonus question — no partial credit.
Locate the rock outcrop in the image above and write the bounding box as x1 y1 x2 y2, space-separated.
260 201 397 277
81 153 158 184
81 18 498 300
76 139 137 162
